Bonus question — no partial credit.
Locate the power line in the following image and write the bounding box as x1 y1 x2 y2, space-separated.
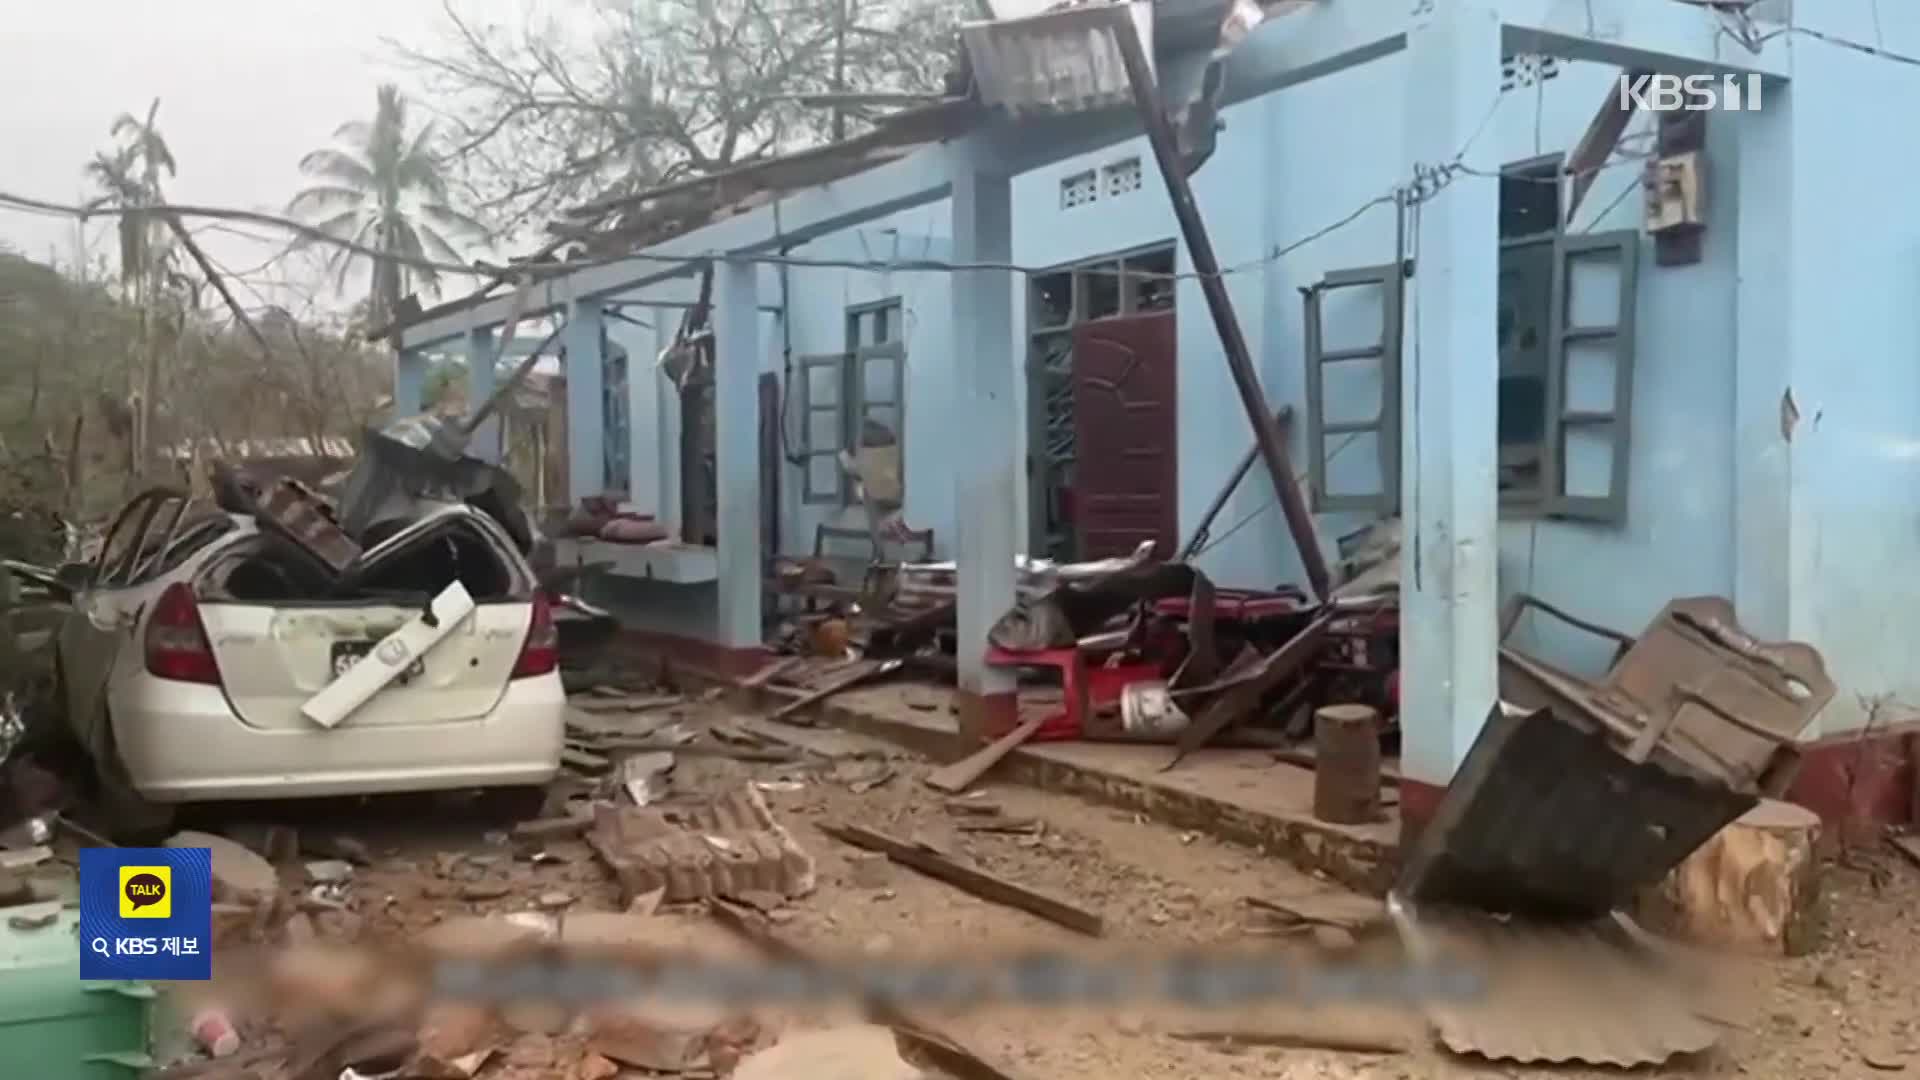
0 76 1660 306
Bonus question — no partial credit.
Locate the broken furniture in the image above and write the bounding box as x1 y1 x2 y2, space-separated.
1498 594 1833 797
770 446 935 627
1392 594 1834 1065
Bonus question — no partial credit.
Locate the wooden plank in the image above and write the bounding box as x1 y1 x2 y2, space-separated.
1245 891 1386 932
765 658 903 724
820 823 1103 936
923 714 1045 795
1565 68 1653 225
739 655 805 689
1163 612 1333 771
1169 1027 1408 1055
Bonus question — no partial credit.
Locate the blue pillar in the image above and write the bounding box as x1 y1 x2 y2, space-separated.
1731 89 1793 646
625 311 661 514
466 325 500 462
656 314 684 538
951 166 1018 738
1398 1 1501 790
713 261 763 647
563 300 605 504
393 347 425 419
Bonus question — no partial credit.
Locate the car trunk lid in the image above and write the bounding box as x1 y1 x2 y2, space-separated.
198 598 531 731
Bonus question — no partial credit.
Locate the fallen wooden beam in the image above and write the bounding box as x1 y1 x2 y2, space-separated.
924 714 1045 795
1244 891 1386 933
820 822 1102 936
1565 67 1654 224
957 818 1042 836
1164 612 1334 771
708 899 1027 1080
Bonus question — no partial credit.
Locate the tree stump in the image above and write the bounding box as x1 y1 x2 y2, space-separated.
1641 798 1824 955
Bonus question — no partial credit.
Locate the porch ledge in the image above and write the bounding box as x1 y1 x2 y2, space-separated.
738 679 1401 895
554 538 720 585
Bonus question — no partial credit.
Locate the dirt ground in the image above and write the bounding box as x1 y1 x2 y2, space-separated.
136 695 1920 1079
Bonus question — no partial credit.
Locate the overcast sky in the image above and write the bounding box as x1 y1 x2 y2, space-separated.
0 0 486 313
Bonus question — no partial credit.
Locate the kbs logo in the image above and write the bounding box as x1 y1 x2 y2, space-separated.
1618 72 1764 112
119 865 171 919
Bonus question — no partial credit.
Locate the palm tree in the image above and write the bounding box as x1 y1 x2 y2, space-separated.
83 99 177 300
83 99 178 479
288 84 486 327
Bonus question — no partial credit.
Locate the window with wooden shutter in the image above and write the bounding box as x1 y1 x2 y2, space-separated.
797 351 849 505
1304 263 1404 514
1544 230 1639 523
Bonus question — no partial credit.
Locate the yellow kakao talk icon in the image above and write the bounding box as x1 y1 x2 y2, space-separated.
119 865 172 919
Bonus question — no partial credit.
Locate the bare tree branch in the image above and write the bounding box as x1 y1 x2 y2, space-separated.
392 0 964 236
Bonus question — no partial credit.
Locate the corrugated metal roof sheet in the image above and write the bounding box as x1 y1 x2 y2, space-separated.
1396 703 1756 922
162 436 354 461
1401 908 1724 1066
961 1 1156 116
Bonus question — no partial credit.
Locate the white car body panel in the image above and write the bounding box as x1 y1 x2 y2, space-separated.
295 581 479 729
59 502 565 803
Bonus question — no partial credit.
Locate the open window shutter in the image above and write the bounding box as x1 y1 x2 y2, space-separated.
851 341 907 505
797 352 849 505
1304 264 1403 514
1544 230 1639 523
851 342 907 445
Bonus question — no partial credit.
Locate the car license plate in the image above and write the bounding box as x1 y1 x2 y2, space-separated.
330 641 425 686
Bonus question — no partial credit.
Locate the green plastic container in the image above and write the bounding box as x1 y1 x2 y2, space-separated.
0 902 154 1079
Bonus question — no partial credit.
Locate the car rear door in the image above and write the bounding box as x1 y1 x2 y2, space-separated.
57 489 192 751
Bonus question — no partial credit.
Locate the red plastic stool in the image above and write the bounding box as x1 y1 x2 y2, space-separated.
983 645 1166 742
984 645 1084 741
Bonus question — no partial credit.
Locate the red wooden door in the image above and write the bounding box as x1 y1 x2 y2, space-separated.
1072 311 1178 560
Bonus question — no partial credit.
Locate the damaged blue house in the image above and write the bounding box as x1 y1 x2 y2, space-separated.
384 0 1920 834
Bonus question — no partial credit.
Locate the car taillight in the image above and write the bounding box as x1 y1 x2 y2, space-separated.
512 591 559 678
145 582 222 684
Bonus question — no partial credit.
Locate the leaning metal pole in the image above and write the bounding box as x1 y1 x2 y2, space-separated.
1111 15 1332 601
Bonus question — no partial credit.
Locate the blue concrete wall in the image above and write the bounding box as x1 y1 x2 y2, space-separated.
603 207 955 566
768 211 957 560
1005 54 1739 682
580 10 1920 736
1485 62 1739 679
1766 4 1920 734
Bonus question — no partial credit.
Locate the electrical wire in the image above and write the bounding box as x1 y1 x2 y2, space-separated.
1191 431 1363 559
0 137 1640 297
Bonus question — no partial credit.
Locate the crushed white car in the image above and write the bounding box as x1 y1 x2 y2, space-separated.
47 487 565 836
